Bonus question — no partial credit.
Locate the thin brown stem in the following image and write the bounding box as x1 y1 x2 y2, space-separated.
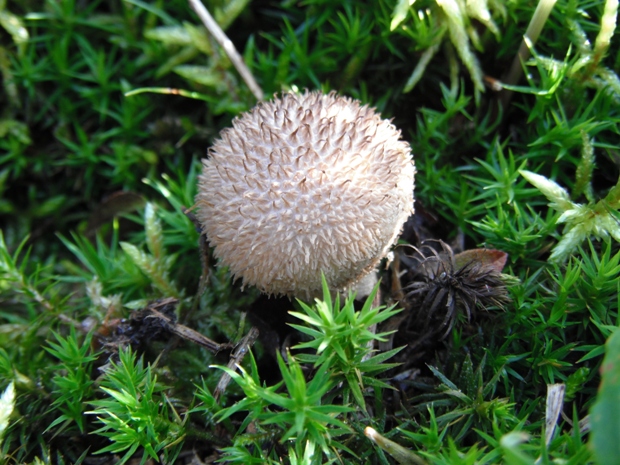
188 0 264 101
500 0 558 110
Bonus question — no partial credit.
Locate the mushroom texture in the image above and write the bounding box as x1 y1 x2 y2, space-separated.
196 90 415 299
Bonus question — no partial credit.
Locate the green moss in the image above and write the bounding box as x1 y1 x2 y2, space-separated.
1 0 619 463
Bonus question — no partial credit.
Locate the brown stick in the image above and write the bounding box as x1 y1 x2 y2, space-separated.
499 0 558 110
149 307 234 353
215 326 260 399
188 0 264 101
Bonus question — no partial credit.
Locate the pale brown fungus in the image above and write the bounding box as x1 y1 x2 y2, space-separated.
196 90 415 299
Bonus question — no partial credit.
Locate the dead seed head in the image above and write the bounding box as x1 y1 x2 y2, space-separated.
405 241 510 338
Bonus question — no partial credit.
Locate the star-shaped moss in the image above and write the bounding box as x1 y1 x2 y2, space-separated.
520 169 620 263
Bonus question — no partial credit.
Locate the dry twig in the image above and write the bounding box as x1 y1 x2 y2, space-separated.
188 0 264 101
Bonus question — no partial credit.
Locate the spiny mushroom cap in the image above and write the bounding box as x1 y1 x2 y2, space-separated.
196 91 415 298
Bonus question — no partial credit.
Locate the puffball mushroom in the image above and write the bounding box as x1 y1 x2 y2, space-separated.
195 90 415 299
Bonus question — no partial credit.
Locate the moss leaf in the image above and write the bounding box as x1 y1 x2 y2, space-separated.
590 329 620 465
0 382 15 441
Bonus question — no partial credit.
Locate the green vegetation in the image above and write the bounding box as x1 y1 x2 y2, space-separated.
1 0 620 463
